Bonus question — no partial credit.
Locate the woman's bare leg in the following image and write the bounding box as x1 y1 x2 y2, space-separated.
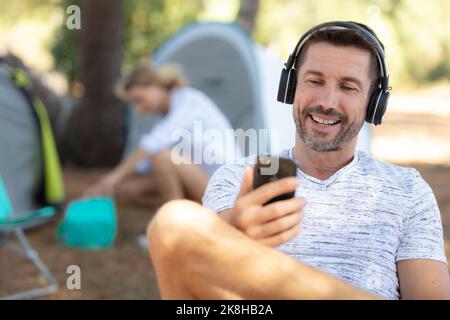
172 163 210 204
147 200 380 300
115 172 161 207
150 150 185 202
150 149 210 204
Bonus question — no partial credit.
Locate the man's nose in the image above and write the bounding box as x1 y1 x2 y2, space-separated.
318 84 339 110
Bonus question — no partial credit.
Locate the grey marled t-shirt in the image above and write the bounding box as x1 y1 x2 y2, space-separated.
202 149 447 299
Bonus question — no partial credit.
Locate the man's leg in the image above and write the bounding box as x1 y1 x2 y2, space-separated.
147 200 380 300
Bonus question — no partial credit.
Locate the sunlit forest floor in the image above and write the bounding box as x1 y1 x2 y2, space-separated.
1 110 449 299
0 167 161 299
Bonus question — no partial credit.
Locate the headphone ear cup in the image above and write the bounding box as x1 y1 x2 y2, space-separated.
373 91 389 125
285 69 297 104
277 68 289 103
277 68 297 104
365 90 381 124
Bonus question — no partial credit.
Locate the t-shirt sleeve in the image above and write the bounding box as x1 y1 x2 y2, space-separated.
202 163 246 213
396 170 447 263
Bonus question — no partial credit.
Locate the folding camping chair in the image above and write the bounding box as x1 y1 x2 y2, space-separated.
0 177 58 300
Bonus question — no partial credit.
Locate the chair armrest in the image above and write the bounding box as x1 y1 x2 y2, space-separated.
0 206 55 226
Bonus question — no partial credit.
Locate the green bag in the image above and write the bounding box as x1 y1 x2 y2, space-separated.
56 197 117 249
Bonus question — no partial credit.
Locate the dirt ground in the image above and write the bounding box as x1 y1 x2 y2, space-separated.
0 169 162 299
1 115 450 299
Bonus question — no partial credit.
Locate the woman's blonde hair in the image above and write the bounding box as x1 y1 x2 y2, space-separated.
116 62 187 98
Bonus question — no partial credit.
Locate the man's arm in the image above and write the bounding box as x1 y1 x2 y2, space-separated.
397 259 450 299
396 171 449 299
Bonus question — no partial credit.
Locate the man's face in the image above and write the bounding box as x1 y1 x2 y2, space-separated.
293 42 372 152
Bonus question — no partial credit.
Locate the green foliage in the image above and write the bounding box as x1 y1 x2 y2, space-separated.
379 0 450 86
123 0 203 67
0 0 52 26
50 0 202 89
254 0 371 53
253 0 450 89
4 0 449 90
51 0 79 86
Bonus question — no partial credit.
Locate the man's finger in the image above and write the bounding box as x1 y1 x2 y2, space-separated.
246 210 303 239
246 177 299 206
258 224 302 248
254 197 305 224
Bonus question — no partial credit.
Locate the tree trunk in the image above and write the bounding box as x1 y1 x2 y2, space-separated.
63 0 125 166
236 0 260 34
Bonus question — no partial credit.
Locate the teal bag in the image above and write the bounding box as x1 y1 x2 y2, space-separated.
56 197 117 249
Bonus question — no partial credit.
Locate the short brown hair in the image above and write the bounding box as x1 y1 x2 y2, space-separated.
294 22 381 91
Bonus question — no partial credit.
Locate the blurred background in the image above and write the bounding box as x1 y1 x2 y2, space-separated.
0 0 449 299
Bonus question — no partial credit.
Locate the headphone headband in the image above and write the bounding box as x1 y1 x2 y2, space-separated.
285 22 388 89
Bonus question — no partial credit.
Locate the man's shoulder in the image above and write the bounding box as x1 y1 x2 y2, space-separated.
211 154 257 178
356 151 421 188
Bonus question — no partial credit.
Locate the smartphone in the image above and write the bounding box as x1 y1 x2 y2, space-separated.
253 155 299 205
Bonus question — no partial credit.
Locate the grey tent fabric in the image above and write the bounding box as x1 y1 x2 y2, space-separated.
153 24 262 134
0 62 42 216
125 22 371 159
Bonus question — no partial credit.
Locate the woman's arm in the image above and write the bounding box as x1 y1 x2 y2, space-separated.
84 148 150 197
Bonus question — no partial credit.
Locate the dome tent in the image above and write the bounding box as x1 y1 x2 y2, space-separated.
125 22 371 160
0 62 41 215
0 59 64 219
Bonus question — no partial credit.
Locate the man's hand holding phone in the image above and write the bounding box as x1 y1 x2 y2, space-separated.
221 157 306 247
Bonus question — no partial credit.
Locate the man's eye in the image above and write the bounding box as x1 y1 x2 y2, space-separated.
308 80 321 85
342 85 356 91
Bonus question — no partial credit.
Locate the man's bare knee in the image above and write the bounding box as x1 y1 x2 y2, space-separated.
147 199 214 240
147 200 216 258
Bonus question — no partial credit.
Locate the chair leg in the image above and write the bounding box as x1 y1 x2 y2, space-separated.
0 229 59 300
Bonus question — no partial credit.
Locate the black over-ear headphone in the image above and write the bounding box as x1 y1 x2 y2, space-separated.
277 21 390 125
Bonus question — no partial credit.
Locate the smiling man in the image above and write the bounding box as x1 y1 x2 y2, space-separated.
146 21 450 300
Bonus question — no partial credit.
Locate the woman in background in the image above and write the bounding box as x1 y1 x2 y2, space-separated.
85 62 238 206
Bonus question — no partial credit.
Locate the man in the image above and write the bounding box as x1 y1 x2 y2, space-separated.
147 21 450 299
